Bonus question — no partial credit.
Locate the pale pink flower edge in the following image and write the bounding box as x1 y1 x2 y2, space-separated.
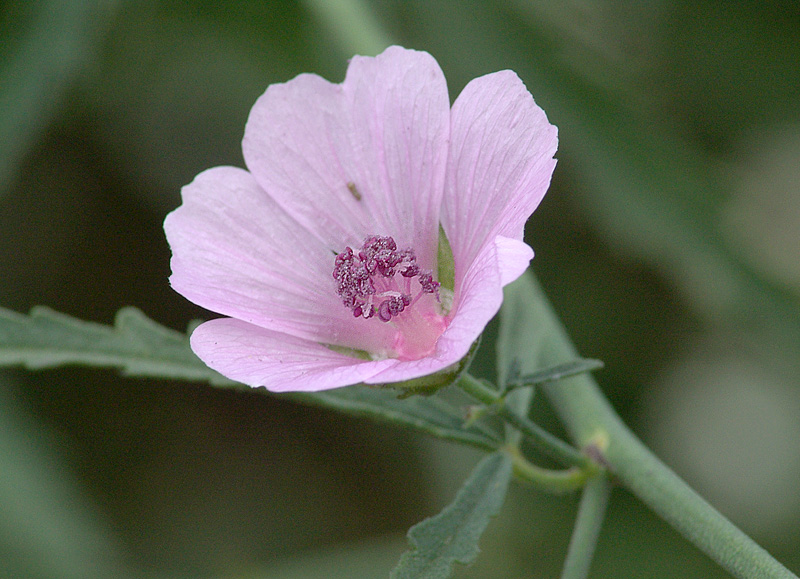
164 46 557 392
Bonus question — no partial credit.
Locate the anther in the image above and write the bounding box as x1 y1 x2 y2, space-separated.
333 235 440 323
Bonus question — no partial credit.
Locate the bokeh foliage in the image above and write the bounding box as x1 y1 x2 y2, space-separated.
1 0 799 577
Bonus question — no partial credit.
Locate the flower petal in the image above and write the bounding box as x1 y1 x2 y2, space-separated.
191 318 397 392
494 235 534 286
365 237 510 385
443 70 557 282
164 165 397 352
166 48 557 394
242 46 450 269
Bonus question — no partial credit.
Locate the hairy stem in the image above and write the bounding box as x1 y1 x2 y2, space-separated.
560 473 612 579
507 274 798 579
457 373 590 469
505 444 593 493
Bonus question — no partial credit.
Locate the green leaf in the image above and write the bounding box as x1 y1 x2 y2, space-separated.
436 225 456 294
391 452 513 579
291 386 501 452
0 305 232 386
511 358 604 391
0 306 500 450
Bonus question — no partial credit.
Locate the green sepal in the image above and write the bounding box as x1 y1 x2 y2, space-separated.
324 343 373 360
437 225 455 293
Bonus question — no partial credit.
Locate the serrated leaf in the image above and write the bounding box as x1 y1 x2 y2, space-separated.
391 452 513 579
0 306 233 386
291 386 501 451
513 358 604 390
0 306 501 449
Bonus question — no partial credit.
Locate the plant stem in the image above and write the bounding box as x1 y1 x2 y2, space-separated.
457 373 590 469
505 444 593 493
560 473 612 579
509 273 798 579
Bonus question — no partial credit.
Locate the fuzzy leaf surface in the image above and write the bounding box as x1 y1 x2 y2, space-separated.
291 387 501 451
0 306 231 385
391 452 513 579
0 306 500 449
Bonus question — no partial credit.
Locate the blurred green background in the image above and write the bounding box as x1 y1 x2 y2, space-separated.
2 1 800 577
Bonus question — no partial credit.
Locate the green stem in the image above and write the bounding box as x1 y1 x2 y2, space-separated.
514 274 797 579
457 373 590 469
506 445 593 493
560 473 612 579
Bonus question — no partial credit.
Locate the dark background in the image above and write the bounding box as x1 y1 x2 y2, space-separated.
2 1 799 577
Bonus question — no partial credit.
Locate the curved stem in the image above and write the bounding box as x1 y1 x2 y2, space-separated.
508 273 798 579
561 473 612 579
457 373 590 469
548 378 797 579
505 444 593 493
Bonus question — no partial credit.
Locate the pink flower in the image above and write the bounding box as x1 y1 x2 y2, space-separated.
164 46 557 392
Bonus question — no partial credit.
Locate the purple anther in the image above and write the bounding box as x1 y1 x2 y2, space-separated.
418 271 440 295
334 234 440 320
388 295 407 316
361 235 403 277
333 244 377 317
377 299 393 322
332 247 354 279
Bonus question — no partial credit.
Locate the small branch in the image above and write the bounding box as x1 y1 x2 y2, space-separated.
512 274 798 579
561 473 613 579
505 445 593 494
457 373 591 469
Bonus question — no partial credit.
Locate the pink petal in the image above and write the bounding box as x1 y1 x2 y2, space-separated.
365 237 510 384
494 235 534 286
242 46 450 270
166 48 557 394
443 70 557 283
164 166 397 353
191 318 398 392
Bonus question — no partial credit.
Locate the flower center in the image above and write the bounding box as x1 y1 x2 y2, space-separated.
332 235 446 359
333 235 440 321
